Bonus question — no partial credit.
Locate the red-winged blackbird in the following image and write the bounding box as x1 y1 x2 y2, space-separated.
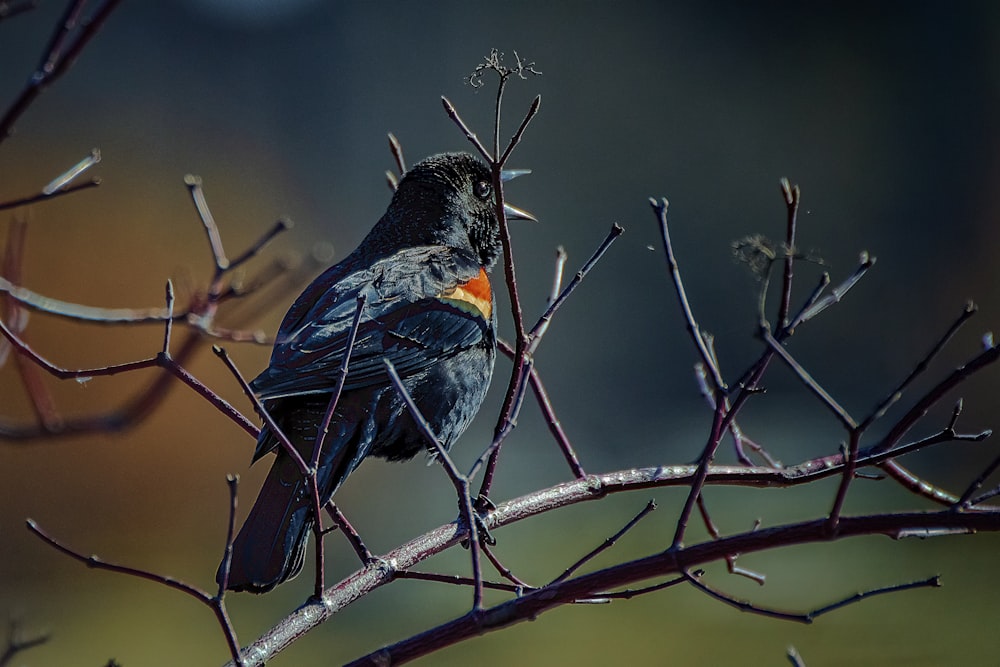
223 152 533 593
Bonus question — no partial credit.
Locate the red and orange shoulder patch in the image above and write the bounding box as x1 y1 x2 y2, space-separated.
438 267 492 320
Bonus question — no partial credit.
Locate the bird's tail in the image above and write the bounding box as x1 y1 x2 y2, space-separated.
221 396 365 594
223 448 314 593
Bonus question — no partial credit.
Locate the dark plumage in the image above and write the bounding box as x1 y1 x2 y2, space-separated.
223 152 531 593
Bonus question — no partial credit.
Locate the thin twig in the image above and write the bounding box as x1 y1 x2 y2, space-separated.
309 295 368 595
651 197 726 391
0 618 49 667
794 251 875 324
787 646 807 667
696 495 766 584
26 519 244 664
591 575 687 600
470 359 533 481
215 474 240 595
162 281 175 354
185 175 229 271
443 83 542 506
42 148 101 194
956 449 1000 509
384 359 486 610
970 483 1000 507
694 362 780 468
226 219 291 272
548 247 567 305
498 95 541 165
480 541 533 589
325 502 375 565
550 500 656 585
784 272 830 335
213 347 306 470
776 178 800 329
686 570 940 624
0 275 173 322
827 430 861 532
497 338 586 479
0 0 38 23
315 295 367 459
394 570 520 593
862 302 977 429
875 338 1000 454
39 0 88 73
440 97 490 162
808 575 941 619
879 460 962 506
2 218 60 429
528 223 624 352
0 179 100 211
760 326 858 430
0 0 125 142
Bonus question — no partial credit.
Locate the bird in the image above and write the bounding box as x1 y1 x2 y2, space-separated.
222 151 534 593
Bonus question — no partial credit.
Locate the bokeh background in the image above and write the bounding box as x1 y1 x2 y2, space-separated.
2 1 1000 665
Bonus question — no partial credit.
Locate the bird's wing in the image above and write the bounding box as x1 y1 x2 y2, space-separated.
250 245 492 400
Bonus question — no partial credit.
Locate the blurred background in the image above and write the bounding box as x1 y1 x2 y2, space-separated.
1 1 999 665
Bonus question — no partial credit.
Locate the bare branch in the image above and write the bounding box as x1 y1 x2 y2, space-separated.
0 0 124 142
440 96 490 162
776 178 800 328
26 518 244 664
862 302 977 428
331 514 992 667
229 453 1000 665
651 197 726 392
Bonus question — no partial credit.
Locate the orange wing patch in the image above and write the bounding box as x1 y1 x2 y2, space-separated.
438 267 492 320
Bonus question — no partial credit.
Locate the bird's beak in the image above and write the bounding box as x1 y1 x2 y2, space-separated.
503 202 537 222
499 168 538 222
500 168 531 183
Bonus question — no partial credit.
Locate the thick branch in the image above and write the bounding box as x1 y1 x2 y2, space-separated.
228 436 999 665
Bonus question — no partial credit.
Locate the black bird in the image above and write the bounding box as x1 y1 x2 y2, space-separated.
223 152 533 593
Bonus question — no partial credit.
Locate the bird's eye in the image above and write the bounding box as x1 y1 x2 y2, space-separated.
473 180 492 200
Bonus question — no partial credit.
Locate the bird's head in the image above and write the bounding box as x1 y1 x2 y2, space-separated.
379 152 535 268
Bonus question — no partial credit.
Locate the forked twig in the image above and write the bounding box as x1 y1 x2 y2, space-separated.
0 175 297 440
686 570 940 624
26 491 245 664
